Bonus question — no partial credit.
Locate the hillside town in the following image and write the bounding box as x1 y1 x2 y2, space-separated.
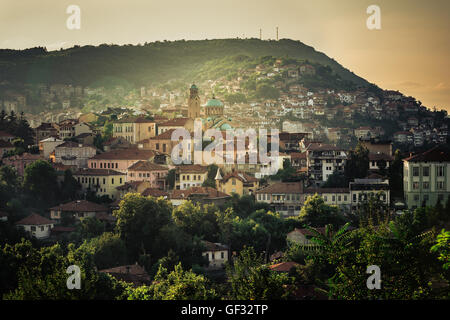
1 62 449 301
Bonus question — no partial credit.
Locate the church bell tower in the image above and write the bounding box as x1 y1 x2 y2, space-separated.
188 84 201 119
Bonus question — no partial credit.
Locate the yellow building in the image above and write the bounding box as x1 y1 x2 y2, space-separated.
215 169 259 196
174 164 208 190
73 168 126 200
112 116 157 144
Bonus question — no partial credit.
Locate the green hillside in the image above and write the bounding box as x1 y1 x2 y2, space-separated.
0 38 369 88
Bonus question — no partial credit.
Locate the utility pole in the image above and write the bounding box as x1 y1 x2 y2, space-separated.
259 28 262 40
276 26 279 40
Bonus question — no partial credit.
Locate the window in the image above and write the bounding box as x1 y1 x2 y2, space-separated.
332 195 335 202
413 167 419 176
437 166 444 177
221 252 224 259
423 166 430 177
156 143 159 150
414 194 420 201
232 179 236 185
423 182 429 189
111 178 114 184
413 182 419 190
437 181 444 190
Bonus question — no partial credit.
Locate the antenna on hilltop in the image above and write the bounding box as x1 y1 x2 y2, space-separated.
276 27 279 41
259 28 262 40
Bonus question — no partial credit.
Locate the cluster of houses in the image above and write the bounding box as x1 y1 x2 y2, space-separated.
1 82 449 277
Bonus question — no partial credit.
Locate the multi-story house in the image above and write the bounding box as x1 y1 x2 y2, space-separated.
39 136 65 159
127 161 168 189
112 116 157 144
174 164 208 190
215 170 259 196
50 200 108 222
2 152 42 176
349 178 390 210
157 118 194 135
73 168 126 200
306 143 348 185
15 213 54 239
34 122 59 145
303 187 351 211
255 181 304 217
58 119 78 139
403 146 450 209
54 141 97 168
88 148 158 174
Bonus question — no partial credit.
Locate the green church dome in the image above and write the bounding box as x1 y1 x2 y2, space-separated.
206 98 224 107
220 123 232 130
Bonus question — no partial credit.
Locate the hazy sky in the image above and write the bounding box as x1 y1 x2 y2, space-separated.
1 0 449 111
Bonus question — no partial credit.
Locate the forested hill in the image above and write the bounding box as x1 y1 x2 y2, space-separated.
0 38 369 88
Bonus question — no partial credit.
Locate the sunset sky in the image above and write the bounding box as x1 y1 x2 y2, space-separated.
1 0 449 111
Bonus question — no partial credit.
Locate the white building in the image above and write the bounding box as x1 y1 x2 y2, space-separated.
15 213 54 239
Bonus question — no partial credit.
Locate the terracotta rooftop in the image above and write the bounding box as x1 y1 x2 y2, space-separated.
99 263 151 286
74 168 125 176
255 182 303 194
202 241 228 252
91 148 157 160
50 200 108 213
159 117 191 127
269 261 299 273
141 188 169 198
176 164 208 173
15 213 54 226
127 160 167 172
221 171 258 184
171 187 230 200
403 146 450 162
304 187 349 194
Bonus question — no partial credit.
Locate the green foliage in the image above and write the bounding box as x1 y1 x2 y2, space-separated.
127 263 218 300
298 194 348 228
76 232 127 270
226 247 294 300
1 240 129 299
23 160 59 205
113 193 173 262
431 229 450 270
345 142 369 180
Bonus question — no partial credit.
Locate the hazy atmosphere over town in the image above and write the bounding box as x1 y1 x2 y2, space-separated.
0 0 449 308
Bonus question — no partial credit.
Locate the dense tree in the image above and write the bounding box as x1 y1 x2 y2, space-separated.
345 142 369 180
23 160 59 205
113 193 173 262
298 194 348 228
127 263 218 300
226 247 293 300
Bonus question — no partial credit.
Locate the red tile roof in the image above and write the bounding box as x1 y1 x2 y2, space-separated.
221 171 258 184
74 168 125 176
127 160 167 172
91 148 157 160
403 146 450 162
16 213 54 225
176 164 208 173
50 200 108 212
269 261 299 272
141 188 169 198
255 182 303 194
159 118 191 127
171 187 230 200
